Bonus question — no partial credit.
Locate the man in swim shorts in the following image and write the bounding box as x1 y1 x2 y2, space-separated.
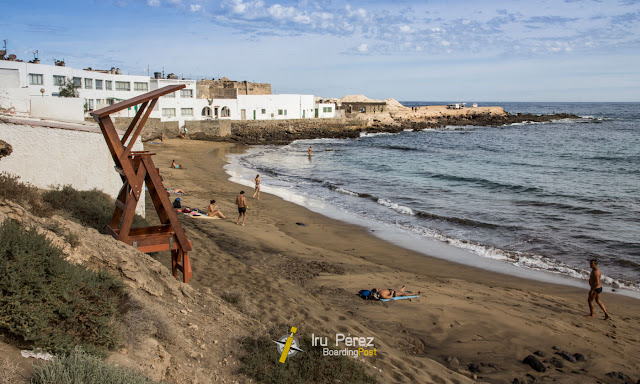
236 191 247 226
587 259 610 319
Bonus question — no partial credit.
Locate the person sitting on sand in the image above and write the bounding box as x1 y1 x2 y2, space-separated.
166 188 186 195
171 160 181 169
208 200 226 219
252 174 261 200
587 259 611 320
371 286 419 300
236 191 247 226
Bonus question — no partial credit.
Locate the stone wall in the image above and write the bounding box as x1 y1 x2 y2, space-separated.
113 117 179 142
196 79 271 99
184 119 231 138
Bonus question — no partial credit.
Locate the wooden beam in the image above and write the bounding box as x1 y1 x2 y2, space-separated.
91 84 185 118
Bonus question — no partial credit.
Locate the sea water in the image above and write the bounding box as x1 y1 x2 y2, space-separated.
225 102 640 292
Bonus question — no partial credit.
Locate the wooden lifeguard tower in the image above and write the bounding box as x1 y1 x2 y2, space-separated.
91 84 192 283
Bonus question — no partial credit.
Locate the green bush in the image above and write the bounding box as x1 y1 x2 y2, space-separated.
0 219 126 356
31 347 160 384
0 172 52 217
239 333 380 384
42 186 148 233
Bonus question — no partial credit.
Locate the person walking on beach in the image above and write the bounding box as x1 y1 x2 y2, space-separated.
236 191 247 226
587 259 611 320
308 146 312 156
208 200 226 219
252 174 261 200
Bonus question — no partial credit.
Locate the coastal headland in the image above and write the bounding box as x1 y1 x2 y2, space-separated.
145 139 638 383
117 103 580 145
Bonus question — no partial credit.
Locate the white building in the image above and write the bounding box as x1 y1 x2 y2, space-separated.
0 59 336 126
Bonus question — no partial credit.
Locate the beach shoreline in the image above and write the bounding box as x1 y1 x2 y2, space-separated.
151 139 640 383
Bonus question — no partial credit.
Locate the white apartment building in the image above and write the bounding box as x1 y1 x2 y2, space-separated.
0 60 336 125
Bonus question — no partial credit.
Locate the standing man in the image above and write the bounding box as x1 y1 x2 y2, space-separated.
236 191 247 226
587 259 611 319
308 146 312 156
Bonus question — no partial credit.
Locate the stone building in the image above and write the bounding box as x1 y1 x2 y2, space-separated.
196 78 271 99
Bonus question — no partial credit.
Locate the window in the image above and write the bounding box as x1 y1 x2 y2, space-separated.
29 73 43 85
85 99 94 111
261 109 266 114
164 92 175 98
134 82 148 92
180 89 193 98
278 109 283 116
323 106 332 113
85 78 93 89
115 81 130 91
162 108 176 117
105 80 112 90
73 77 82 87
181 108 193 116
53 75 65 86
95 79 103 90
221 106 230 117
202 107 211 116
285 110 287 116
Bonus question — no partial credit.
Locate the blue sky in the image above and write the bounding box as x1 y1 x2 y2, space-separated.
1 0 639 101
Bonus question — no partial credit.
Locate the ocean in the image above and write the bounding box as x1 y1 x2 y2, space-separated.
225 102 640 293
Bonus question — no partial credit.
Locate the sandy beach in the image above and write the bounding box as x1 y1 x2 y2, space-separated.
149 139 640 383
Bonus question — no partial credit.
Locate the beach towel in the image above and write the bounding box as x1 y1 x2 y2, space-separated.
380 295 420 302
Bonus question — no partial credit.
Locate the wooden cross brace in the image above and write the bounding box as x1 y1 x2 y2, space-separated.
91 84 193 283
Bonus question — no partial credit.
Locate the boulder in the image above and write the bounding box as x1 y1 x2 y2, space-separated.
523 355 546 372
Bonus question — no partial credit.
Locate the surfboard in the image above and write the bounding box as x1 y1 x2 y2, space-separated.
380 295 419 302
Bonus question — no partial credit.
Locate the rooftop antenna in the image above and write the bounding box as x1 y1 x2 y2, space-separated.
33 50 38 60
2 39 7 51
147 65 150 77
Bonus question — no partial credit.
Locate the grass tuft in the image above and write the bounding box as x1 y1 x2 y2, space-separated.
0 172 53 217
31 347 160 384
0 219 126 356
42 185 148 233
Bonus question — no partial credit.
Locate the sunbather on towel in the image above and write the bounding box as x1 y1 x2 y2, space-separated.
167 188 187 195
208 200 226 219
371 286 420 300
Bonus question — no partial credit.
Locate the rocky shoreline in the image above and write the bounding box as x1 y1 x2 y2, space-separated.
205 112 581 145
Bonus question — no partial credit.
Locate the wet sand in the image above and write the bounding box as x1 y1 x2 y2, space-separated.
149 139 640 383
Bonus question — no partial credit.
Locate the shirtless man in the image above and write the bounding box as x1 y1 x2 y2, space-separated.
252 174 261 200
308 146 312 156
208 200 226 219
371 286 419 300
587 259 610 319
171 160 181 169
236 191 247 226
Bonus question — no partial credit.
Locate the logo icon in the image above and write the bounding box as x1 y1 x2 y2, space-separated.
273 326 303 363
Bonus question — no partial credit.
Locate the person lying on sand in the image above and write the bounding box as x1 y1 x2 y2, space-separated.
371 286 420 300
171 160 182 169
166 188 186 195
208 200 226 219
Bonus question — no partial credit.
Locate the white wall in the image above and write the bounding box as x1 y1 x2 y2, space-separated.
0 120 145 216
237 94 315 120
315 103 336 118
31 97 84 121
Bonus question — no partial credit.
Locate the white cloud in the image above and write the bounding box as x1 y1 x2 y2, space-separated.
147 0 161 6
190 4 201 12
399 25 413 33
357 43 368 53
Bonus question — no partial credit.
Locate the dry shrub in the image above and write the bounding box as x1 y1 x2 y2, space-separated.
0 172 53 217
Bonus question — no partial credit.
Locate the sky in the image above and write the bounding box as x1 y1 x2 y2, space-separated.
1 0 639 101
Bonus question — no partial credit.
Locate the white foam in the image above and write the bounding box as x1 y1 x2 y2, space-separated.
377 198 415 215
336 187 359 197
359 131 393 137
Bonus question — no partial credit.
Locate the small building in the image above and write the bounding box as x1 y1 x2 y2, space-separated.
339 101 386 115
